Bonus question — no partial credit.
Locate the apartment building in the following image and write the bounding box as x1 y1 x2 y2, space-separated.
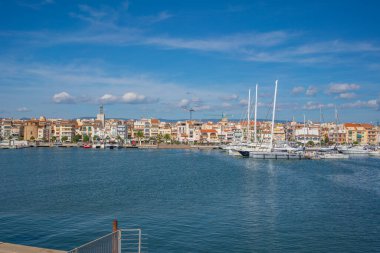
344 123 378 145
53 120 76 142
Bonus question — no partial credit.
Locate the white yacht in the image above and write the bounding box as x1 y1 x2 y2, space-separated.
338 146 370 155
319 152 349 159
369 150 380 157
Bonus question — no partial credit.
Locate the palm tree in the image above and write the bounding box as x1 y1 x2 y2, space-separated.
136 131 144 145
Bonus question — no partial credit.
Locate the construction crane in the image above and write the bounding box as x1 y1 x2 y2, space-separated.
188 108 195 120
206 112 234 121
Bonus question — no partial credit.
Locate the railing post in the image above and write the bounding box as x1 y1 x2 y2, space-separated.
138 229 141 253
112 220 118 253
113 219 118 232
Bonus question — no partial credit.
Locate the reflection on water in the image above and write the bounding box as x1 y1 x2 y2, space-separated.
0 149 379 252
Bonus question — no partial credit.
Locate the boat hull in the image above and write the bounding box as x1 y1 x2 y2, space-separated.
239 151 304 159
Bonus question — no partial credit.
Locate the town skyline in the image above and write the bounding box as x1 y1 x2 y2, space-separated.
1 1 380 121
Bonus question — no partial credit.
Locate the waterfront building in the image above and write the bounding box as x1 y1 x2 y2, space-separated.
133 119 150 139
149 119 160 139
0 119 12 140
295 123 320 144
328 124 346 144
343 123 378 145
53 120 76 142
273 124 286 142
200 129 218 143
117 123 128 141
175 120 202 143
11 120 24 140
36 116 51 141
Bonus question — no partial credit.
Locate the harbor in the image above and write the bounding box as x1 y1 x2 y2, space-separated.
1 148 379 252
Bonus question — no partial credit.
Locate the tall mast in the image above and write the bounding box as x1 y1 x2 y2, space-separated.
304 114 306 147
269 80 278 149
334 105 338 144
254 84 258 143
319 105 322 147
247 89 251 143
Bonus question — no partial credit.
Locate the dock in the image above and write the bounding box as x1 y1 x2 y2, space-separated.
0 242 65 253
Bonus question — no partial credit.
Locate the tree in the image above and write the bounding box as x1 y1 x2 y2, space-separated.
353 141 359 145
51 136 57 142
30 136 35 141
136 131 144 145
72 134 81 143
93 135 100 141
156 134 163 144
61 136 68 142
306 141 315 147
164 133 171 143
83 135 90 142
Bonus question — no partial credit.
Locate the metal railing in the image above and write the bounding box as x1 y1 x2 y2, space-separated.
68 229 145 253
120 229 147 253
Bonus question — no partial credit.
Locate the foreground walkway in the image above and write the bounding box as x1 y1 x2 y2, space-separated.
0 242 65 253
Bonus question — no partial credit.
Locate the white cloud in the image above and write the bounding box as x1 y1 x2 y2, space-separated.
328 83 360 94
303 101 334 110
99 94 119 104
306 86 318 96
17 107 30 112
219 94 239 101
239 99 248 106
178 98 190 108
292 86 305 95
341 99 379 109
193 105 211 111
222 102 232 108
338 93 356 99
52 92 75 104
145 31 290 52
121 92 158 104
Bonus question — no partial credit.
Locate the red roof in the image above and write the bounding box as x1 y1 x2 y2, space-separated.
344 123 373 129
201 129 217 133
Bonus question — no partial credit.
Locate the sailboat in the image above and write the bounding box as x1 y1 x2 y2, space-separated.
227 87 254 156
238 80 304 159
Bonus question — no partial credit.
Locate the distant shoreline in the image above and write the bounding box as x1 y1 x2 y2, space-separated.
0 143 219 150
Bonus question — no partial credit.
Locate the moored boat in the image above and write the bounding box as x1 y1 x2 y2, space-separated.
319 152 349 159
369 151 380 157
338 146 370 155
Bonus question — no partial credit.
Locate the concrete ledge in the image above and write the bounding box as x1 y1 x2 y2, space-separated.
0 242 65 253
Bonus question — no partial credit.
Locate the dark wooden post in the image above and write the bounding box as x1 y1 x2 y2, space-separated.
113 219 118 232
112 219 119 253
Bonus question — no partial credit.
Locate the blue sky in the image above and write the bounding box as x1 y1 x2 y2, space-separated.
0 0 379 122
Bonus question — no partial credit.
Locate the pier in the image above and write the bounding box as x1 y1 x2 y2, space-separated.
0 242 65 253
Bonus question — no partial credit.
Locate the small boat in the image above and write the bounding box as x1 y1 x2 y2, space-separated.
83 144 91 149
319 152 349 159
369 151 380 157
339 146 370 155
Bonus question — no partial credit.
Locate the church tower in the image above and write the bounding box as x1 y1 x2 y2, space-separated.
96 104 105 128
